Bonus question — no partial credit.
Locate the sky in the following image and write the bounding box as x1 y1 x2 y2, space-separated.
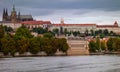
0 0 120 25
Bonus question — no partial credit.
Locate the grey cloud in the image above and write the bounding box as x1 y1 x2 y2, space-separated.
14 0 120 10
0 0 120 23
1 0 120 15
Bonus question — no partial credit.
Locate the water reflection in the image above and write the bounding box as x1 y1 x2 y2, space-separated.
0 55 120 72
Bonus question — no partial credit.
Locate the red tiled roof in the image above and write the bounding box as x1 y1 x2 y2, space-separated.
53 23 96 27
21 21 51 25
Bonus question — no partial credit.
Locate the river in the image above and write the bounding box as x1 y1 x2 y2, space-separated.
0 55 120 72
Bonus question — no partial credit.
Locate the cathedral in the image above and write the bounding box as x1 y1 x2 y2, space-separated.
2 4 33 23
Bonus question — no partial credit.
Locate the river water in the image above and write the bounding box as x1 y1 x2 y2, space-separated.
0 55 120 72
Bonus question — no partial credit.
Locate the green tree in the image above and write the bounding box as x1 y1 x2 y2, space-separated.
0 25 5 52
43 38 57 56
53 28 59 34
103 29 109 36
112 38 120 51
32 27 48 34
100 34 105 39
89 40 97 52
109 31 114 36
55 38 69 54
29 38 40 54
101 41 106 50
95 30 99 36
72 31 78 37
90 29 94 36
43 33 54 39
15 26 33 39
4 26 13 32
98 29 102 34
85 29 89 36
107 38 114 51
60 26 64 34
0 25 4 39
96 37 101 51
17 38 29 54
1 34 16 56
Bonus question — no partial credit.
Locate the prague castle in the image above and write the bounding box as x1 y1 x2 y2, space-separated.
2 4 33 23
0 4 120 34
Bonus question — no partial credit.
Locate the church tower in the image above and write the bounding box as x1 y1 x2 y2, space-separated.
11 4 17 23
60 18 64 24
2 8 7 21
17 11 21 22
114 21 118 27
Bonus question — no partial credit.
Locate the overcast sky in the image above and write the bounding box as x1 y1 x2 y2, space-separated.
0 0 120 24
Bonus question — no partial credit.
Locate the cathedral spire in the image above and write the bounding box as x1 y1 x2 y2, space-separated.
12 0 15 12
3 8 5 16
18 10 21 22
2 8 6 21
12 4 15 11
11 0 17 23
5 8 8 16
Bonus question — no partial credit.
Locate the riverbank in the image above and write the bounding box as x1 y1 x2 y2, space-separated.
1 52 120 58
90 52 120 55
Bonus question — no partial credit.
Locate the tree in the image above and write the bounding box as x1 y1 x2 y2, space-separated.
15 26 33 39
32 27 48 34
60 26 63 34
53 28 59 34
89 40 97 52
90 29 94 36
103 29 109 36
0 25 5 52
55 38 69 54
112 38 120 51
96 37 101 51
72 31 78 37
98 29 102 34
43 38 57 56
29 38 40 54
85 29 89 36
109 31 114 36
17 38 29 54
0 25 4 39
4 26 13 32
1 34 16 56
95 30 99 36
100 34 105 39
107 38 114 51
43 33 54 39
101 41 106 51
1 36 9 55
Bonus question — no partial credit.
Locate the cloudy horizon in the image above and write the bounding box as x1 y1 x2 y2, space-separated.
0 0 120 25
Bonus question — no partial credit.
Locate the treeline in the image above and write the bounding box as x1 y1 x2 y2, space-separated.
89 37 120 53
107 38 120 52
0 25 69 56
52 28 118 37
89 37 106 52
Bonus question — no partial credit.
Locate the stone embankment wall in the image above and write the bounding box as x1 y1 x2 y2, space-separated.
67 39 89 55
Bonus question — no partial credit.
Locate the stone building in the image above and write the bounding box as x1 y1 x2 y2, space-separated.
2 4 33 23
51 19 120 34
21 20 52 30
